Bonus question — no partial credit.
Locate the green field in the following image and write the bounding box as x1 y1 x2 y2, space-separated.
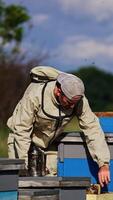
0 126 9 157
0 117 80 157
64 116 80 131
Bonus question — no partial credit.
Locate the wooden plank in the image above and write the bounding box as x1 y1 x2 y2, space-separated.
87 193 113 200
98 193 113 200
19 195 31 200
19 177 90 188
95 112 113 117
86 194 97 200
0 158 25 171
19 177 60 188
59 177 90 188
33 196 58 200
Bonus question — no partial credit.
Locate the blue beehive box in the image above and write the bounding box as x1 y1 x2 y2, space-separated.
99 117 113 133
95 112 113 133
57 131 113 192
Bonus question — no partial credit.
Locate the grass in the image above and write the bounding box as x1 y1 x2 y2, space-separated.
64 116 80 131
0 117 80 157
0 126 8 157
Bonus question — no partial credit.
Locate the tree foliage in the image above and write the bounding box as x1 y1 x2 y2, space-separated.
72 66 113 112
0 64 29 125
0 0 30 64
0 1 48 125
0 0 30 44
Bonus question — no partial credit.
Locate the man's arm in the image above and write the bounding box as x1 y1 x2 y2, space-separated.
7 83 39 169
77 96 110 187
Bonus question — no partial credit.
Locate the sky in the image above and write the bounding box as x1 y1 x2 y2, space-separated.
4 0 113 73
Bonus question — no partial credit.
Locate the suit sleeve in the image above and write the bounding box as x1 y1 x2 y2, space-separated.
77 96 110 168
7 84 39 168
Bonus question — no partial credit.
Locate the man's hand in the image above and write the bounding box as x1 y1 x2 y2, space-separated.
98 164 110 187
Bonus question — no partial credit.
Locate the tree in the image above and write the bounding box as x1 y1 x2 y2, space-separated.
0 1 49 125
0 0 30 64
72 66 113 111
0 1 31 125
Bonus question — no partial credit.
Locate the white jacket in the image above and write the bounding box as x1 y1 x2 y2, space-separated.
7 81 110 168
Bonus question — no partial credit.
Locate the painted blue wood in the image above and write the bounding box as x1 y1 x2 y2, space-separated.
0 191 17 200
58 158 113 192
58 158 98 183
99 117 113 132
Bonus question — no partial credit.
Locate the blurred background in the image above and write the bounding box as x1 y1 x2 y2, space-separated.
0 0 113 157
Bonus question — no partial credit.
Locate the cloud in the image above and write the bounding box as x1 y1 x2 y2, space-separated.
54 35 113 67
58 0 113 21
32 14 49 26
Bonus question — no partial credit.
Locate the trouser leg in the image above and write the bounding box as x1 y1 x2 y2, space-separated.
28 142 46 176
7 132 16 158
46 151 57 176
